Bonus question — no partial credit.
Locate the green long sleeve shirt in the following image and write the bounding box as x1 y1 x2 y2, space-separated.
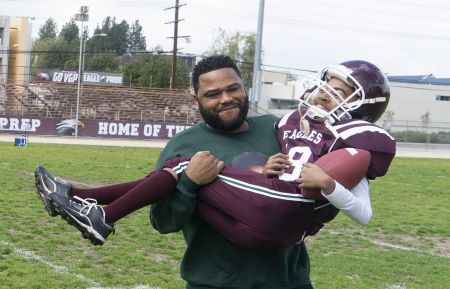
150 115 311 289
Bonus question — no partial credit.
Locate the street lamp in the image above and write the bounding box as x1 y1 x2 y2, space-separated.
74 6 89 138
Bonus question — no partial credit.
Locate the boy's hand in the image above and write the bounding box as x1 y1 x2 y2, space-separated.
297 163 335 195
263 153 291 177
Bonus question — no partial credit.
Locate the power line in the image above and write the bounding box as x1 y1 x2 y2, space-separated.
376 0 450 11
266 15 450 43
0 0 166 4
266 0 450 23
262 64 317 74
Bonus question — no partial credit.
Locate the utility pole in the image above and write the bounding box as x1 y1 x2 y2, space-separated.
165 0 187 90
251 0 265 114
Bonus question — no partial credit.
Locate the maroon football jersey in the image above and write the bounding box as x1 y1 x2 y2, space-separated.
276 108 396 181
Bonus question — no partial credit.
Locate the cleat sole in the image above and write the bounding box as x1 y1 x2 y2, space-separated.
34 170 58 217
51 200 106 246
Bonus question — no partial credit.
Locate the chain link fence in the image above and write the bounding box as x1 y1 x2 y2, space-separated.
377 119 450 144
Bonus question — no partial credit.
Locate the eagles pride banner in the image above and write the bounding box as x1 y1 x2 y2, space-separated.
35 69 124 86
0 116 191 140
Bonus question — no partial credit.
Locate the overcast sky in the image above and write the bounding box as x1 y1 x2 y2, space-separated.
2 0 450 77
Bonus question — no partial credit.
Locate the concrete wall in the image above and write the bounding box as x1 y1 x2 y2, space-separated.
258 70 298 116
387 82 450 123
260 83 296 116
262 71 288 84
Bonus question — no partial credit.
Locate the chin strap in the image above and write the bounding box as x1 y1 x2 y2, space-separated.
299 107 336 134
298 103 310 134
306 107 335 123
298 99 338 134
299 115 310 135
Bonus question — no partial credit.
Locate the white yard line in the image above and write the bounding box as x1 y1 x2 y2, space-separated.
360 236 449 259
88 287 161 289
383 285 408 289
1 240 161 289
1 240 100 287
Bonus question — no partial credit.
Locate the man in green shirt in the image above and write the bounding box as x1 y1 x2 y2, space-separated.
150 55 312 289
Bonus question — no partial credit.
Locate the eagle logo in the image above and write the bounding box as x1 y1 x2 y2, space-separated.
37 72 50 81
56 119 85 136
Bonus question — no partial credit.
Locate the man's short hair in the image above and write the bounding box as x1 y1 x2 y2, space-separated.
192 55 241 95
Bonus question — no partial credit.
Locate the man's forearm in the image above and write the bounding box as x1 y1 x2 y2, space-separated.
150 173 200 233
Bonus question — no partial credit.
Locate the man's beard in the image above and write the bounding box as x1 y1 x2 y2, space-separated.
199 97 249 131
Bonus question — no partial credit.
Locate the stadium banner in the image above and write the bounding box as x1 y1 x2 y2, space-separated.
0 116 191 140
35 68 124 86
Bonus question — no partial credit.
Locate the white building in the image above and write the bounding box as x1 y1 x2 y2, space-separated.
382 75 450 132
258 71 450 132
258 70 301 117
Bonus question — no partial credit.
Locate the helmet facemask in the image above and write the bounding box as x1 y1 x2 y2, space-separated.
297 65 366 124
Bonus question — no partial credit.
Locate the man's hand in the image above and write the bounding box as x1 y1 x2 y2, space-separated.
185 151 225 185
297 163 335 195
263 153 291 177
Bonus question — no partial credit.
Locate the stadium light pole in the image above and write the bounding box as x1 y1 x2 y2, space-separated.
74 6 89 138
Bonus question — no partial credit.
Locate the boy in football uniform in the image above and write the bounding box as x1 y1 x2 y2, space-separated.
35 60 395 249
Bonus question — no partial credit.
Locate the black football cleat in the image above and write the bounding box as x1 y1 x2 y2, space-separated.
35 166 72 217
50 194 114 246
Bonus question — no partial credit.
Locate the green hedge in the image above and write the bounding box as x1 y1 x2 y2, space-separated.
391 130 450 144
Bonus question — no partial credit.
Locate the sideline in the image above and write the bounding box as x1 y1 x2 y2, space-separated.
1 134 450 159
0 134 167 148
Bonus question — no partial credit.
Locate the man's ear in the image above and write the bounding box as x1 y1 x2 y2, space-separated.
192 94 197 100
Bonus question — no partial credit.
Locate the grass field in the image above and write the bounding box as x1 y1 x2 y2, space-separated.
0 141 449 289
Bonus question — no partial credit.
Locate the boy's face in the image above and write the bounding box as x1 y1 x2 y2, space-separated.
313 77 356 112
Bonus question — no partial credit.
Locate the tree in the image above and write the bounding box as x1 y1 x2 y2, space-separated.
85 27 109 53
98 17 129 55
38 18 58 40
380 110 395 132
32 38 77 69
32 16 148 74
59 21 80 44
85 53 120 72
129 20 147 52
111 20 129 55
122 54 190 89
421 111 431 129
239 32 256 88
34 19 80 70
205 28 256 87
